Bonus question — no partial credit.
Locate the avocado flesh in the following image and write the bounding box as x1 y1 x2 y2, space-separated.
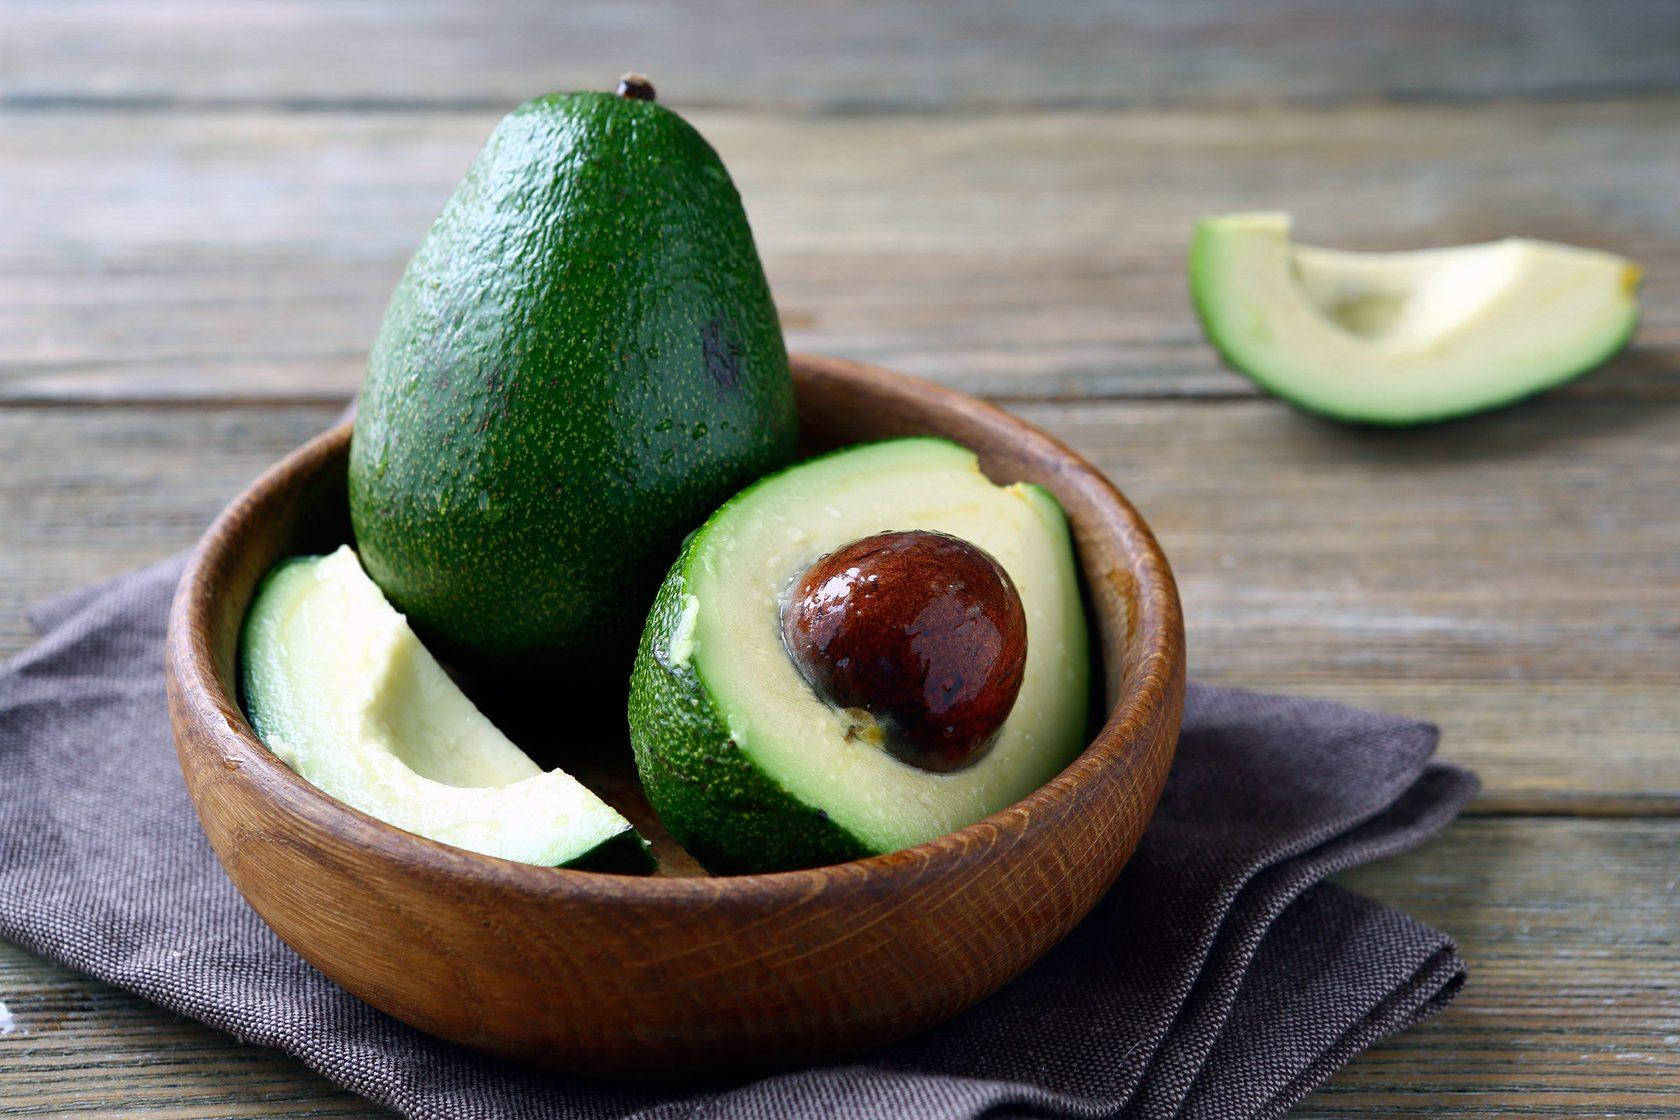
629 438 1091 874
1190 212 1642 424
240 547 650 870
349 90 795 682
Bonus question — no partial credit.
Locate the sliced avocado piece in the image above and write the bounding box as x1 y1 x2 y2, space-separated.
240 546 651 871
628 438 1091 874
1190 212 1642 424
349 77 796 685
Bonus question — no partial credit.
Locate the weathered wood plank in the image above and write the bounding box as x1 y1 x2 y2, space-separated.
1303 818 1680 1117
0 407 344 660
5 0 1680 110
0 937 378 1117
2 818 1674 1116
1 400 1675 812
1031 394 1680 816
1 103 1676 403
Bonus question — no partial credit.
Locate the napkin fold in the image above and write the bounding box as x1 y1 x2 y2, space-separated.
0 556 1475 1119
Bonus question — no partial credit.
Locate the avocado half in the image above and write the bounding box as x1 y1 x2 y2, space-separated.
627 438 1092 875
1190 212 1642 425
240 546 651 871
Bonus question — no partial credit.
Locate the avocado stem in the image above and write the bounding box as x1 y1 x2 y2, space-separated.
617 73 657 101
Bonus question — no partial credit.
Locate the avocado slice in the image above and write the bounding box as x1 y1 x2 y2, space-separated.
240 546 651 871
1190 212 1642 424
628 438 1091 874
349 77 796 684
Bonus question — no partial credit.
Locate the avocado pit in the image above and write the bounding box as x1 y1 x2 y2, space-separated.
780 530 1027 773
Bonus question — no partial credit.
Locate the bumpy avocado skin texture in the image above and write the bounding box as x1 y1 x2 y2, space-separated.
349 91 796 680
628 535 873 875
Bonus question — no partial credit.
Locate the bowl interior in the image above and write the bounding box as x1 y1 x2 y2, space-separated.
185 354 1180 880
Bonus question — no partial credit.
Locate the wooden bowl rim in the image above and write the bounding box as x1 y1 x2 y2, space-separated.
166 353 1183 904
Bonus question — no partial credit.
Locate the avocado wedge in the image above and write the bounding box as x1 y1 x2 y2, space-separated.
628 438 1091 875
1190 212 1642 424
240 546 651 871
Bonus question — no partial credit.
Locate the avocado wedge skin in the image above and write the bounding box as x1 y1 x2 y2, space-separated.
561 829 658 874
349 90 796 682
1188 217 1642 427
629 532 873 876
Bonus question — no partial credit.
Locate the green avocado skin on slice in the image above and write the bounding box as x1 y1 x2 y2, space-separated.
349 90 796 683
628 538 873 875
562 829 658 874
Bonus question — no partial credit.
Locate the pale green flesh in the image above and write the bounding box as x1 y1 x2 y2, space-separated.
240 546 639 867
684 438 1091 854
1192 212 1642 423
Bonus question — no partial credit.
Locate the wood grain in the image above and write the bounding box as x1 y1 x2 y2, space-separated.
2 102 1675 403
1309 818 1680 1117
3 398 1672 813
162 357 1185 1076
1037 394 1680 816
5 0 1679 110
3 816 1674 1116
0 941 378 1118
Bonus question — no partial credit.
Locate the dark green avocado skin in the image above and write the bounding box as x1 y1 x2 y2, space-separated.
349 90 796 681
563 829 656 874
628 537 872 875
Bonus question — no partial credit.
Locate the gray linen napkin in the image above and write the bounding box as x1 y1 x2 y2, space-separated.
0 554 1476 1119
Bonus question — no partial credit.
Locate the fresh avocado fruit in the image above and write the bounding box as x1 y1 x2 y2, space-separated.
1190 212 1642 425
240 546 652 872
348 75 796 682
627 438 1091 874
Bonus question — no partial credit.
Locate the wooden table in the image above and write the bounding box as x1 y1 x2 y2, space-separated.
3 3 1677 1114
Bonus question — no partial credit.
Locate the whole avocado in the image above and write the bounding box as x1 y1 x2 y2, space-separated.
349 76 796 682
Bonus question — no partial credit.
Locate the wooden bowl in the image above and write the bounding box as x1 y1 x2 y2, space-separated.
165 354 1185 1078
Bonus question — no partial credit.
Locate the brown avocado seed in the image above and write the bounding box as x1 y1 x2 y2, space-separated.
616 72 657 101
780 530 1028 773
